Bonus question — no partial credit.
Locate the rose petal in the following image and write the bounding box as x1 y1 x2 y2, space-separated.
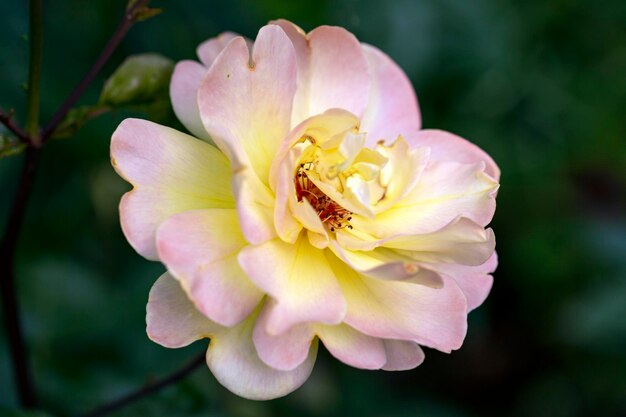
354 160 498 238
380 218 496 267
405 129 500 180
111 118 233 260
238 238 347 334
253 300 315 371
360 44 421 145
328 252 468 352
196 32 240 67
429 252 497 311
156 209 263 327
316 324 387 370
232 167 277 245
170 60 211 141
198 25 297 185
382 340 425 371
146 273 219 348
271 21 371 125
207 308 318 400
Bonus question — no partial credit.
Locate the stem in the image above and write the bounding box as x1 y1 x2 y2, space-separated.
0 146 40 408
0 107 30 143
78 352 206 417
41 0 151 141
25 0 43 144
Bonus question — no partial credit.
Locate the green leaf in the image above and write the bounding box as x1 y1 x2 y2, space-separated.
50 105 110 139
0 133 26 158
100 53 174 108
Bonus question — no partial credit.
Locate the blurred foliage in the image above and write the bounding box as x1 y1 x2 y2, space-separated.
1 0 625 416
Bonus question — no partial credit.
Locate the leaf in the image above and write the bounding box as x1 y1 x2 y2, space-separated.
50 105 110 139
100 53 174 108
0 133 26 158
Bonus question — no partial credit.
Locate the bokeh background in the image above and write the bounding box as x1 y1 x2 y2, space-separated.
1 0 625 416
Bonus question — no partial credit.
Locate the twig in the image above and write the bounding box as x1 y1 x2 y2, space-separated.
78 352 206 417
41 0 152 141
0 107 30 143
0 0 44 408
25 0 43 145
0 146 40 408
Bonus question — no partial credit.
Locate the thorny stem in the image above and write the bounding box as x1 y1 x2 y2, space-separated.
25 0 43 145
1 0 155 409
0 146 40 408
0 107 30 143
78 352 206 417
41 0 151 141
0 0 44 407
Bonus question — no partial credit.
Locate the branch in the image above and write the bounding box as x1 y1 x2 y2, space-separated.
25 0 43 145
41 0 153 142
0 146 40 408
78 352 206 417
0 107 30 143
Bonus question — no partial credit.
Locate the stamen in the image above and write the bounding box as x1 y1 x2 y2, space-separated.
295 163 353 232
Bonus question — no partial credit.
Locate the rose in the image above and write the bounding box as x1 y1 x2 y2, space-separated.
111 19 499 400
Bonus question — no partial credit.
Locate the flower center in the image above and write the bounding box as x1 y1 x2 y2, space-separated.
294 162 353 232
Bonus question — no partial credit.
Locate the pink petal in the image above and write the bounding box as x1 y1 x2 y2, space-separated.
405 129 500 180
252 301 315 371
329 253 468 353
207 308 318 400
169 60 211 140
304 26 371 120
382 340 425 371
430 252 497 311
196 32 240 67
271 20 371 125
232 168 277 245
329 241 444 287
111 119 233 260
316 324 387 370
156 209 263 327
354 160 498 238
380 217 496 267
198 25 297 185
238 239 347 334
146 273 219 348
360 44 421 145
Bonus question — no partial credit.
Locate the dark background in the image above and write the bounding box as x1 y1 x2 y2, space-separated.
1 0 625 416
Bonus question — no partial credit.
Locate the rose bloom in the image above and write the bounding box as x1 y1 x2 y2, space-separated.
111 20 499 400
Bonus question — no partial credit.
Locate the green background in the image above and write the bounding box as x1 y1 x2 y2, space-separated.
1 0 625 416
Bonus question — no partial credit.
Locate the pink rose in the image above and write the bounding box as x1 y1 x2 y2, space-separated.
111 20 499 400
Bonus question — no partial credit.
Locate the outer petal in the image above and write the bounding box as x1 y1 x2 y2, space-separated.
382 340 425 371
198 25 297 185
238 238 347 334
304 26 371 120
272 20 371 125
207 308 318 401
146 273 219 348
316 324 387 370
429 252 497 311
111 119 233 260
405 129 500 180
253 300 315 371
196 32 240 67
156 209 263 327
170 60 211 140
360 44 421 145
328 252 468 353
